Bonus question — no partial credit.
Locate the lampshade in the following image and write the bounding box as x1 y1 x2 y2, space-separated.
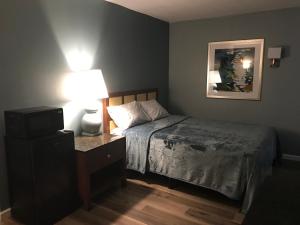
268 47 282 59
64 69 108 101
208 70 222 84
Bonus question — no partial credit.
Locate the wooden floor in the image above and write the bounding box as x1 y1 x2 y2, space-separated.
2 175 244 225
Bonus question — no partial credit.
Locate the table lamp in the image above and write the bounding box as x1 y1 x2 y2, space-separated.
64 69 108 136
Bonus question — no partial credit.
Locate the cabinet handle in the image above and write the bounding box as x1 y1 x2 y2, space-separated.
107 154 111 159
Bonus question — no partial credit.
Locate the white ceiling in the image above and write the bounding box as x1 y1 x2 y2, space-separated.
106 0 300 22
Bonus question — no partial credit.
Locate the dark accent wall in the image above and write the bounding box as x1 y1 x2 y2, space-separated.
0 0 169 210
169 8 300 156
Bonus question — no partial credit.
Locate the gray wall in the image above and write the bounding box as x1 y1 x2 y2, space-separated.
169 8 300 156
0 0 169 210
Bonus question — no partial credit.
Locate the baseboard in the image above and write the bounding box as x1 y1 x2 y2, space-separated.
282 154 300 162
0 208 11 222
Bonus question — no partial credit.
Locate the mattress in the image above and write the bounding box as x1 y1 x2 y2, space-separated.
123 115 277 213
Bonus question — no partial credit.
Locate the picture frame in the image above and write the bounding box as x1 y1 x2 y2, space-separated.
207 39 264 100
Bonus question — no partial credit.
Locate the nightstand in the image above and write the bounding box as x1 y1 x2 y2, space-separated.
75 133 126 210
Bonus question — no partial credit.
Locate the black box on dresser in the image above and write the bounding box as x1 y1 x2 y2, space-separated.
4 106 64 139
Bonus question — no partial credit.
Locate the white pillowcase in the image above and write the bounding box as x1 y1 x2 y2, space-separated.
139 99 169 121
110 127 125 136
107 101 151 129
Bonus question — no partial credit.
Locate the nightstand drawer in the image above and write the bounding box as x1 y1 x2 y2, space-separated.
87 138 125 173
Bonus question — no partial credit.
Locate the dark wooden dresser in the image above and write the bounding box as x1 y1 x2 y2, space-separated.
6 131 79 225
75 134 126 210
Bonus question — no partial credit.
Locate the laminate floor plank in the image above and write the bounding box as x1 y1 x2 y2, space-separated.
91 205 146 225
97 191 206 225
141 205 201 225
124 182 236 220
95 198 170 225
56 214 88 225
112 185 232 225
2 177 243 225
68 209 113 225
130 177 239 213
185 208 239 225
120 181 237 223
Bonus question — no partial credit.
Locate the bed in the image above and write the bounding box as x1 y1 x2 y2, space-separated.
102 88 277 213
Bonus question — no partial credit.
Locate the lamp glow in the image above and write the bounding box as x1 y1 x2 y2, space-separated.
66 49 94 72
242 59 252 69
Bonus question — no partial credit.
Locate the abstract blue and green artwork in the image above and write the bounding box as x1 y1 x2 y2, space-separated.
207 39 264 100
214 48 255 92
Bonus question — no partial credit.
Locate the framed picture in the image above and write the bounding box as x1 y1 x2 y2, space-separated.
207 39 264 100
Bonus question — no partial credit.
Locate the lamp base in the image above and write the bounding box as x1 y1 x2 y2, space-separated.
81 108 102 136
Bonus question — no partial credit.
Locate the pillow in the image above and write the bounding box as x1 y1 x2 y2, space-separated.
110 127 125 136
107 101 151 129
139 99 169 121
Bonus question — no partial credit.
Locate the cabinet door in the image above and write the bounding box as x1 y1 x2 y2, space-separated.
32 133 78 224
5 137 36 225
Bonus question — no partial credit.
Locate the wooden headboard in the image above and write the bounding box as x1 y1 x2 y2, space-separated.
102 88 158 134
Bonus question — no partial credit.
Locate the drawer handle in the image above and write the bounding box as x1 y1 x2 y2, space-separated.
107 154 111 159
